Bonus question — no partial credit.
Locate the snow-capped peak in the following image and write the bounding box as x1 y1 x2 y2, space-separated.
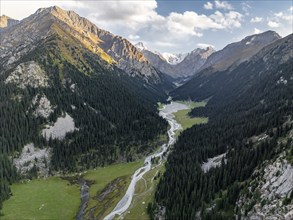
135 42 148 51
161 53 187 65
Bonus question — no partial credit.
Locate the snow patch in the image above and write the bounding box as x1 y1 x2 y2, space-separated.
201 153 227 173
42 113 77 140
245 36 256 45
13 143 51 177
162 52 187 65
5 61 49 88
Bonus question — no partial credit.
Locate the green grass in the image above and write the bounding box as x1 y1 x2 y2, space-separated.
122 163 166 220
1 161 144 220
173 101 208 130
0 177 80 220
177 100 207 108
83 160 144 219
174 109 208 130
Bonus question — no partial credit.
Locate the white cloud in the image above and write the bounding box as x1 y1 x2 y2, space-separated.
197 43 215 49
128 34 140 40
267 20 280 28
254 28 262 34
204 2 213 10
154 41 177 47
241 2 251 16
164 10 242 38
210 11 243 28
290 6 293 11
86 0 163 31
274 11 292 21
215 1 233 10
250 16 263 23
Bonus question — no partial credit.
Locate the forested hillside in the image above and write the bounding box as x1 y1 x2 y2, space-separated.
151 34 293 219
0 21 168 209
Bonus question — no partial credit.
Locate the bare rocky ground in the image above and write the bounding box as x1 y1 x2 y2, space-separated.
13 143 51 178
5 61 49 89
42 112 78 140
201 153 227 173
237 154 293 220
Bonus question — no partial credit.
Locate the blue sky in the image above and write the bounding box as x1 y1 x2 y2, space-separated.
1 0 292 53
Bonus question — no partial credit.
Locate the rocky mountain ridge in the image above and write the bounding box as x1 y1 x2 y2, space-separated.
0 6 164 83
135 42 215 79
199 30 281 74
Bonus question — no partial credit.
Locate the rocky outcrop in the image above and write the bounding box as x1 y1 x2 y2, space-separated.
5 61 49 89
13 143 51 177
31 94 55 119
0 15 19 28
42 113 78 140
237 155 293 220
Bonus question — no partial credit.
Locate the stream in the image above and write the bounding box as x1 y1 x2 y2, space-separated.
103 101 189 220
76 179 90 220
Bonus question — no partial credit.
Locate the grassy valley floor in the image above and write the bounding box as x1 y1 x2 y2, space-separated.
174 101 208 130
0 177 80 220
82 160 144 219
0 161 143 220
120 162 165 220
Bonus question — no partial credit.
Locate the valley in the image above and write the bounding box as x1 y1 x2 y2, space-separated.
0 3 292 220
0 101 204 220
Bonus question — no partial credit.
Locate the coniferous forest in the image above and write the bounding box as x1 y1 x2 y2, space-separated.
151 36 293 219
0 5 292 219
0 34 169 207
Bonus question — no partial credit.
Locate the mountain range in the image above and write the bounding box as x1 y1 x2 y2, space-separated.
134 30 280 81
136 42 215 80
0 5 292 220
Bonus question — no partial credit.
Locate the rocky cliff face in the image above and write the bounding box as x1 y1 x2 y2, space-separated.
174 47 215 78
0 15 19 28
0 6 161 83
237 139 293 220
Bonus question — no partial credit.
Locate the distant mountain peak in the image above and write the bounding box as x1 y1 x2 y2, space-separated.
35 5 64 15
189 47 215 59
135 42 148 51
199 30 281 73
1 6 163 83
242 30 281 46
161 52 187 65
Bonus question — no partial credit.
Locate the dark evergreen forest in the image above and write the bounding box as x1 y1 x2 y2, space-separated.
0 34 168 207
152 37 293 219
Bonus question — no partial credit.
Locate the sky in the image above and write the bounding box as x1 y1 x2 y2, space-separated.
1 0 292 53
